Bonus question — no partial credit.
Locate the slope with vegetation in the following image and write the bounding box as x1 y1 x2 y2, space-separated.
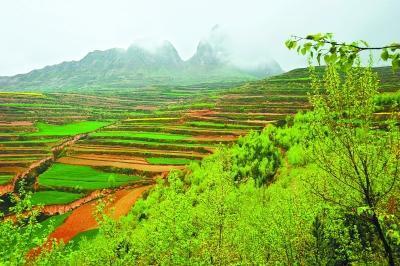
0 34 400 265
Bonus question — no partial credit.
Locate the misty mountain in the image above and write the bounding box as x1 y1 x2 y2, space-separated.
0 40 282 91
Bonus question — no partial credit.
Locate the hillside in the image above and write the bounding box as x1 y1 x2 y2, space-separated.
0 40 282 91
1 64 399 264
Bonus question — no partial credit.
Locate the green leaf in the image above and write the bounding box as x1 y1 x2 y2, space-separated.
357 206 370 215
330 53 337 63
285 40 296 49
324 55 330 64
381 49 389 61
390 43 400 52
360 40 369 47
285 40 291 49
392 58 400 71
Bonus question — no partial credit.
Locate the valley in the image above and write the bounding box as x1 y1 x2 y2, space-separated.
0 66 398 246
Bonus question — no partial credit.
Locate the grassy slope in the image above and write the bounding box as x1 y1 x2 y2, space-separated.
25 212 72 249
39 163 140 190
31 191 84 205
29 121 110 136
146 157 193 165
69 229 99 250
0 175 13 185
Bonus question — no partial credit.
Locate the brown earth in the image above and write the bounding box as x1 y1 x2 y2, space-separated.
0 121 33 126
0 154 45 158
0 147 48 151
48 185 152 243
187 109 219 116
0 166 25 173
67 154 148 164
135 105 158 111
0 183 13 195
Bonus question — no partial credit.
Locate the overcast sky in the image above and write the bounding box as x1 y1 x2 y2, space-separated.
0 0 398 76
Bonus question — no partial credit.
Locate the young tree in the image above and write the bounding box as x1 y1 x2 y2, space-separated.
0 185 52 264
288 52 400 264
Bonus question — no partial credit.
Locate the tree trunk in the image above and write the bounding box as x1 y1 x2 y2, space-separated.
371 212 394 266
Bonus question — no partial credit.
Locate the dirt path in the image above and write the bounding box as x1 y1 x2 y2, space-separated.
48 185 152 244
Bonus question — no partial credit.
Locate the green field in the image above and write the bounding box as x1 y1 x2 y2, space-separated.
39 163 140 190
31 191 84 205
0 138 61 144
29 121 110 136
146 157 193 165
33 212 71 242
69 229 99 250
91 131 191 140
0 175 13 185
0 103 71 108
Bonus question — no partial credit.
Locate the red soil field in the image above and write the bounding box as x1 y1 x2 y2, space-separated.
0 166 25 173
69 154 148 164
135 105 157 111
0 121 33 126
187 109 220 116
48 185 152 243
0 154 45 158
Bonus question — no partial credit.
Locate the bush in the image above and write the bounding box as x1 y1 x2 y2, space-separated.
287 144 308 166
231 130 281 186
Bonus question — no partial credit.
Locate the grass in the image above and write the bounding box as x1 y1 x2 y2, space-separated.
374 91 400 105
0 103 71 108
0 157 41 161
167 102 216 110
69 229 99 250
0 138 61 144
146 157 193 165
0 174 13 185
91 131 190 140
29 121 110 136
0 92 44 97
26 212 71 249
39 163 140 190
31 191 84 205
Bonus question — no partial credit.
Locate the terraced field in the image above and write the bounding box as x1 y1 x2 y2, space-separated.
0 67 398 243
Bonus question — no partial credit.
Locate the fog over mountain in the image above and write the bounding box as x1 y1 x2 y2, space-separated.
1 0 398 77
0 27 282 90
